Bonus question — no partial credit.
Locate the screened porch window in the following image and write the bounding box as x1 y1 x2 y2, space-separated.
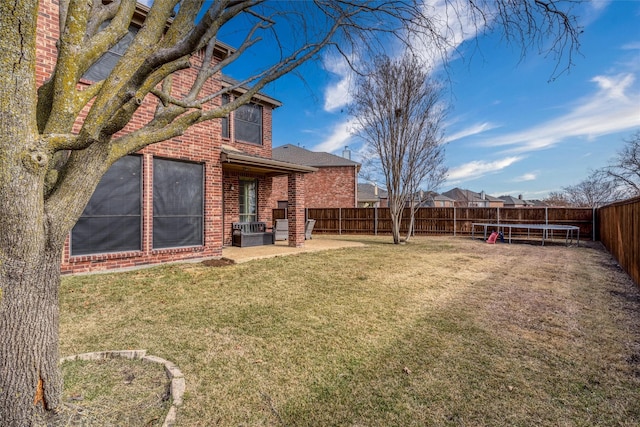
153 158 204 249
71 155 142 255
239 178 257 222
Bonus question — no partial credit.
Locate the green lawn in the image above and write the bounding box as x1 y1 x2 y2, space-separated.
59 236 640 426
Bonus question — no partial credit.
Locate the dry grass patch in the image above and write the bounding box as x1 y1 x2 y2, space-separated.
59 236 640 426
50 358 170 426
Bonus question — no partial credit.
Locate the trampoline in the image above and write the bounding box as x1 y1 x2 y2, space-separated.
471 223 580 246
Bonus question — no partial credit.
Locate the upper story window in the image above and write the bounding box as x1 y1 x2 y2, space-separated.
234 103 263 145
83 25 139 82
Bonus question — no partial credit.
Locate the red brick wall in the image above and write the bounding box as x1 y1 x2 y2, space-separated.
37 1 276 273
271 166 357 208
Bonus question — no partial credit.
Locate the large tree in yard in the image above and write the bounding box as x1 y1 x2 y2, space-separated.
0 0 582 424
351 54 447 244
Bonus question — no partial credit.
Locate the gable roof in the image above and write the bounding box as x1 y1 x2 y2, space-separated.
428 192 456 202
442 188 502 203
358 183 388 201
272 144 361 169
499 195 528 206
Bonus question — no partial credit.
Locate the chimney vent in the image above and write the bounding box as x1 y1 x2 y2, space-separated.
342 146 351 160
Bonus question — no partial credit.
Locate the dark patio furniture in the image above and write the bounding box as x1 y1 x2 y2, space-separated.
232 222 275 247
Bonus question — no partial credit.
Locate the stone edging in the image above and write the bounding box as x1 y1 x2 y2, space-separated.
59 350 185 427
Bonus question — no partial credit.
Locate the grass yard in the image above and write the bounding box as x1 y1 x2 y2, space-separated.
58 236 640 426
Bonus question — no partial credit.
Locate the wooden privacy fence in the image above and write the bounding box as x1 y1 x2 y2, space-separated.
597 196 640 286
273 207 595 240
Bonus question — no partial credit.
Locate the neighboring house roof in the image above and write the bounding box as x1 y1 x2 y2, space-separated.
442 188 502 204
499 195 528 206
499 195 548 207
431 193 456 202
358 183 388 202
272 144 361 170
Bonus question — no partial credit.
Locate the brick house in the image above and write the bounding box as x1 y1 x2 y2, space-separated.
442 188 505 208
36 2 315 274
418 191 456 207
270 145 361 208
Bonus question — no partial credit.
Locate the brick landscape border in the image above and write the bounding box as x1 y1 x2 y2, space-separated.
59 350 184 427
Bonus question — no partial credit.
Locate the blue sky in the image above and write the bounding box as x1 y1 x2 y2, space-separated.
224 0 640 199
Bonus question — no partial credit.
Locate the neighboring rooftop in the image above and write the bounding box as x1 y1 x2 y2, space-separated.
272 144 361 169
358 183 388 201
442 188 503 203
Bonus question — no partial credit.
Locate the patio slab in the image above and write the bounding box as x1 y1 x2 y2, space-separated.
221 236 365 263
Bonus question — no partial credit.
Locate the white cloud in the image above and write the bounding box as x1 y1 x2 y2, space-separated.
445 122 499 143
447 156 523 182
478 73 640 153
622 41 640 50
409 0 486 69
312 118 357 153
322 55 354 112
514 172 536 182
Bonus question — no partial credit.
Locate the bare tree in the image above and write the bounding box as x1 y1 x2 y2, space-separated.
0 0 583 423
562 170 624 207
351 54 446 244
543 191 571 207
600 130 640 198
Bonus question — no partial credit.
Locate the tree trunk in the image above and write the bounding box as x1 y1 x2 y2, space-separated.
405 211 415 243
0 247 63 426
0 2 63 422
389 207 402 244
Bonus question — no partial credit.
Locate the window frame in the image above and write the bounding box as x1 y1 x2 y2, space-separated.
234 102 263 145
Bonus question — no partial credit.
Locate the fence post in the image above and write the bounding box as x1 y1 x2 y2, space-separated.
545 207 548 225
453 206 456 237
497 207 500 224
592 207 596 241
374 207 378 236
339 208 342 235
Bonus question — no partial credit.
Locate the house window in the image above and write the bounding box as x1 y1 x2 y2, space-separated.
153 158 204 249
221 94 230 139
234 103 262 145
71 155 142 255
83 24 139 82
239 178 257 222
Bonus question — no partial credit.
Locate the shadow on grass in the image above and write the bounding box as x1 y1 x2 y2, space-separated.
276 307 640 427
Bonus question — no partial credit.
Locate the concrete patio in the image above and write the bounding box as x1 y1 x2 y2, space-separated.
221 236 365 263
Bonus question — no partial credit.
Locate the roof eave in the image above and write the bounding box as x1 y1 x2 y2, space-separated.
220 149 317 174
